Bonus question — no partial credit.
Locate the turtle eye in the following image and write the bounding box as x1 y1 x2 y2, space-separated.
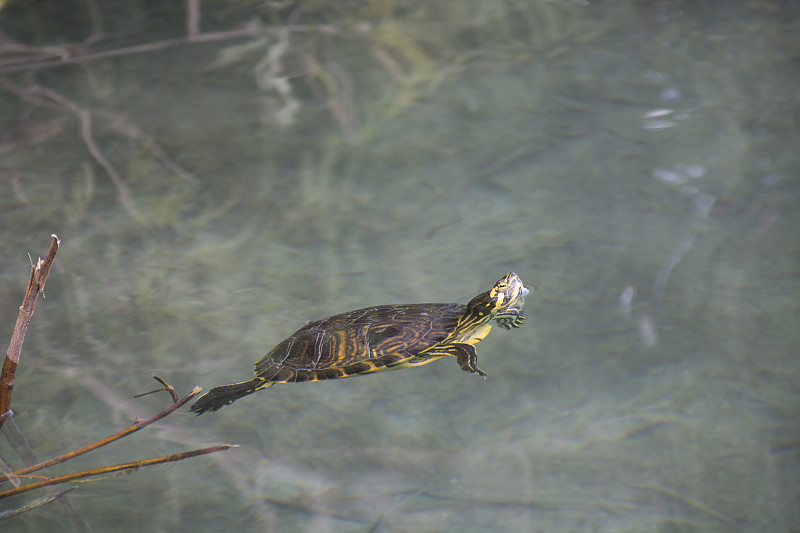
496 281 507 292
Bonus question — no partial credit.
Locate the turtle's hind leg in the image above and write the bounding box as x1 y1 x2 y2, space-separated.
190 377 272 414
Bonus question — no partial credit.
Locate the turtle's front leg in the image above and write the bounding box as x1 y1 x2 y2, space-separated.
450 344 487 379
495 311 526 330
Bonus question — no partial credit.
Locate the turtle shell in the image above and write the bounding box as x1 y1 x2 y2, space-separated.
253 303 467 383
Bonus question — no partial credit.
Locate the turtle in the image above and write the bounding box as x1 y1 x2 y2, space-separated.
190 272 529 414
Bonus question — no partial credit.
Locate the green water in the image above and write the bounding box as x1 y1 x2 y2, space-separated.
1 1 798 531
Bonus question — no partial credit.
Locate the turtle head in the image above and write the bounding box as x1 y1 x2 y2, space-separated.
466 273 530 327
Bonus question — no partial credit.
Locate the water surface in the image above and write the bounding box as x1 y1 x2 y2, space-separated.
0 1 798 531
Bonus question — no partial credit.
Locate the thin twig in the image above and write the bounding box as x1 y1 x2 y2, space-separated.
0 384 202 484
0 235 60 430
0 445 236 499
153 376 179 403
133 376 179 403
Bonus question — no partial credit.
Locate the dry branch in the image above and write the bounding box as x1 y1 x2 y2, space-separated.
0 445 235 499
0 236 234 519
0 234 60 430
0 380 202 484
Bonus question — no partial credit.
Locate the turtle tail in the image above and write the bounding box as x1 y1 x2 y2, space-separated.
190 377 272 414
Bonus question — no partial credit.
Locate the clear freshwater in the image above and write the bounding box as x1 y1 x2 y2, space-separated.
0 1 798 531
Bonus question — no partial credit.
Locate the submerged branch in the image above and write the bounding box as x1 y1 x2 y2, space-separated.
0 24 339 74
0 487 76 521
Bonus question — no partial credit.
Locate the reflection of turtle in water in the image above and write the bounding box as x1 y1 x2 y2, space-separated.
190 272 530 414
